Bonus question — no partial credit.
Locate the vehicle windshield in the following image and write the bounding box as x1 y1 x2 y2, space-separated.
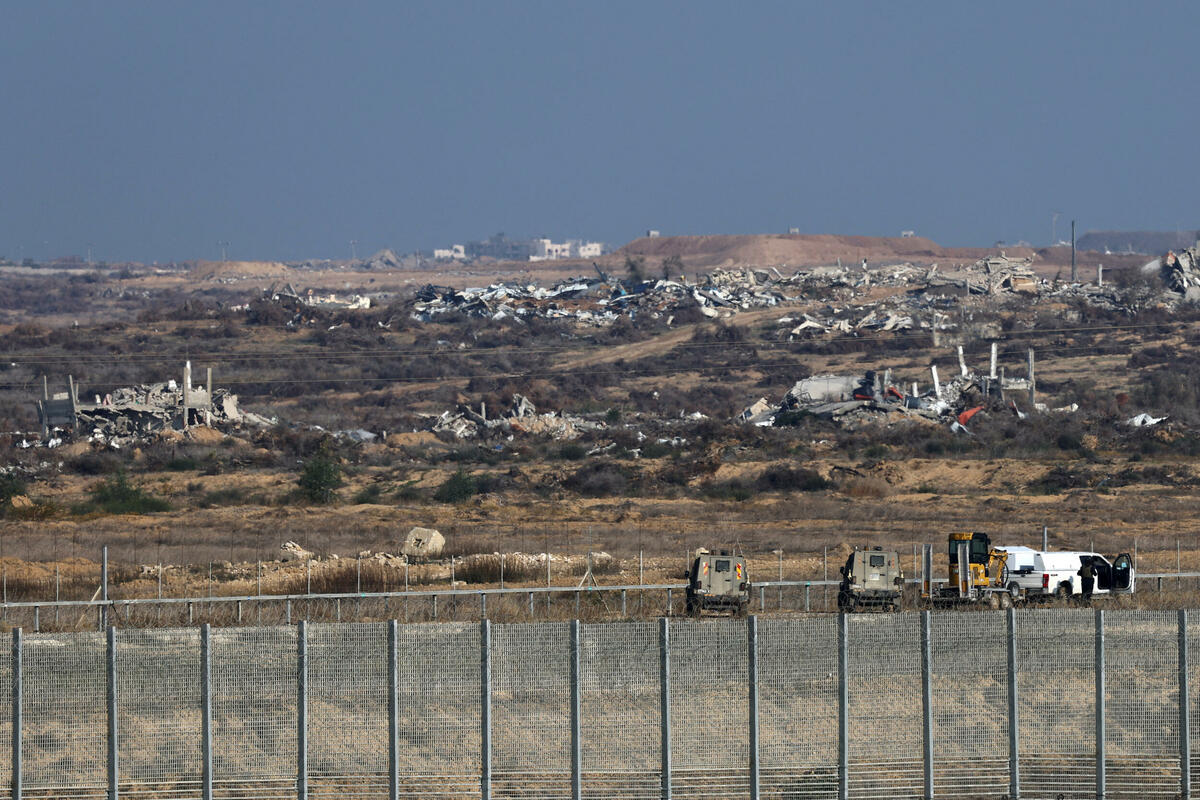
715 559 730 572
869 554 885 568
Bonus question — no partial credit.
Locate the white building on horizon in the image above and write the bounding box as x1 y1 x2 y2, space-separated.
529 238 605 261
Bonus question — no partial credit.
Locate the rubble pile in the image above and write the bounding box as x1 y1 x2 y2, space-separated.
740 369 1007 430
1157 245 1200 301
52 378 274 448
429 394 604 441
409 266 798 326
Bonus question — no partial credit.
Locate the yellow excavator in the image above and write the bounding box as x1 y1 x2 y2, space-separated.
925 531 1013 608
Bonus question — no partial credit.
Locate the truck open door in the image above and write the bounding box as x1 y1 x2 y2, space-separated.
1113 553 1134 593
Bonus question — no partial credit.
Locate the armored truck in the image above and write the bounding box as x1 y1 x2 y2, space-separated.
838 547 904 611
685 549 750 616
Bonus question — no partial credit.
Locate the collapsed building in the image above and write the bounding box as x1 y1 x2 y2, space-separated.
36 362 272 446
1155 244 1200 300
739 342 1063 431
408 265 796 326
428 394 604 441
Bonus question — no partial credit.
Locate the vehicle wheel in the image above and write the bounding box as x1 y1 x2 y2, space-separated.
1007 582 1021 600
1001 564 1010 586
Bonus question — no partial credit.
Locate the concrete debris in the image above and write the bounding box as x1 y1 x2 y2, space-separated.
744 368 1002 430
408 268 797 326
1157 245 1200 301
402 527 445 559
37 365 272 447
279 541 314 563
429 394 604 441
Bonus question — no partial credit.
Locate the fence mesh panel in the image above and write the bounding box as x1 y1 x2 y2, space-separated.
117 628 202 789
8 612 1200 799
492 622 570 798
758 615 838 799
1017 607 1096 799
0 632 11 791
669 618 749 799
929 611 1008 798
847 613 921 799
308 622 388 798
395 622 480 798
211 625 297 784
23 631 107 794
1103 610 1179 797
580 621 661 799
1189 612 1200 789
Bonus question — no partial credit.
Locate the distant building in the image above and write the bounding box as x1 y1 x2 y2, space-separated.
647 230 661 238
529 239 606 261
433 244 466 261
465 233 534 261
901 230 916 238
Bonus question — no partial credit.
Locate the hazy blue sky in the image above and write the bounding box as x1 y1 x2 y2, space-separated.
2 2 1197 263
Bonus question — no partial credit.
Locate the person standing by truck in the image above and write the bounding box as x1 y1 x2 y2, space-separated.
1078 559 1095 602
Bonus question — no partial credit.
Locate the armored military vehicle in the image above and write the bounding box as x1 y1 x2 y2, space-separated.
685 548 750 616
837 547 904 611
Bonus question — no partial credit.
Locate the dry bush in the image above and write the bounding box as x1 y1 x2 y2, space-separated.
835 476 892 499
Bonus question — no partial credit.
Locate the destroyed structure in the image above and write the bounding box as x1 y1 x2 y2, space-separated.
739 344 1066 431
36 362 272 446
403 253 1165 330
409 265 796 326
1156 244 1200 301
429 394 603 441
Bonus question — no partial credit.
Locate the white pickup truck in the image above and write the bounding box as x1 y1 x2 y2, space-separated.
999 548 1134 601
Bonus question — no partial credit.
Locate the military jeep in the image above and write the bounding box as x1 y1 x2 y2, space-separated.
685 549 750 616
837 547 904 612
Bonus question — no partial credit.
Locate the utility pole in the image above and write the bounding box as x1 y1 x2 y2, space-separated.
1052 211 1061 245
217 241 230 263
350 240 358 260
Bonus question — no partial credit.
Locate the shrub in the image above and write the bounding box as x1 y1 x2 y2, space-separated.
434 469 478 503
755 465 830 493
557 442 587 460
0 473 26 505
86 473 170 514
351 484 384 504
700 479 753 502
564 462 631 497
298 444 343 504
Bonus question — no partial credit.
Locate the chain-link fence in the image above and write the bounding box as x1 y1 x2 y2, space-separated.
1 609 1196 800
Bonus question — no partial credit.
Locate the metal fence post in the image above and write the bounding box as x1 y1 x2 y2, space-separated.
838 613 848 800
1181 609 1191 800
1095 609 1105 800
659 617 671 800
297 620 308 800
388 620 399 800
12 628 21 800
477 618 492 800
1007 607 1020 800
570 619 582 800
201 624 212 800
748 615 760 800
107 625 118 800
920 610 933 800
481 619 492 800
